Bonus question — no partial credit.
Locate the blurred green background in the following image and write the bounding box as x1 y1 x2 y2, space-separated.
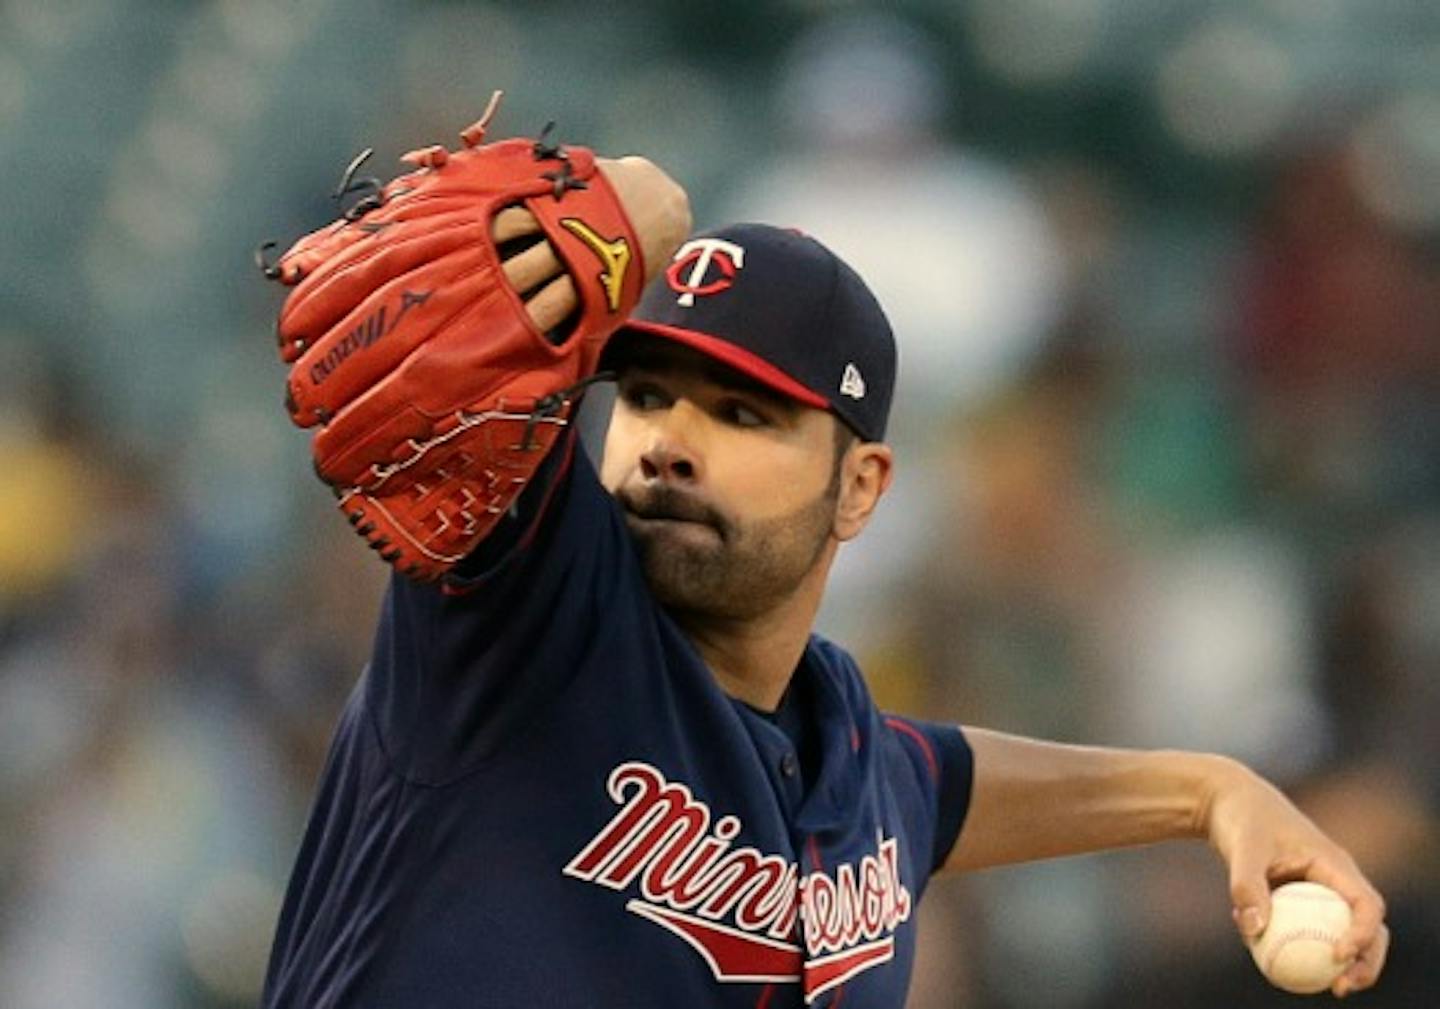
1 1 1437 1006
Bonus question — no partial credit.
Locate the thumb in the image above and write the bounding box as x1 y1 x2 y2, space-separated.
1229 859 1273 941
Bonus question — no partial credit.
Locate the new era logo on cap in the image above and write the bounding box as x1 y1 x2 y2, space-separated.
606 223 897 442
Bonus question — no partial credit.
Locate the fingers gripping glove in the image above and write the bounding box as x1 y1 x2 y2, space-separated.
260 101 643 579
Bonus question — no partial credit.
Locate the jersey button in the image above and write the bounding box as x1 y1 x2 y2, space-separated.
780 752 799 778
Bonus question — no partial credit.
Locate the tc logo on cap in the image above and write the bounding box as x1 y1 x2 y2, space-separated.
666 238 745 307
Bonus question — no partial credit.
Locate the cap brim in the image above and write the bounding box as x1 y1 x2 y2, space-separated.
608 320 829 410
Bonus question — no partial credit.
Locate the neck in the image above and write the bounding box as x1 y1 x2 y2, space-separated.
673 549 834 712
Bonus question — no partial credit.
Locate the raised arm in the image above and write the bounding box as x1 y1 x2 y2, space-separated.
943 728 1389 997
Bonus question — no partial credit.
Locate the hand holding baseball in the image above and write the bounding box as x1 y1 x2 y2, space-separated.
1203 761 1389 998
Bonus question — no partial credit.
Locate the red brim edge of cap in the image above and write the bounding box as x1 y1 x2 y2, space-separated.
613 321 830 410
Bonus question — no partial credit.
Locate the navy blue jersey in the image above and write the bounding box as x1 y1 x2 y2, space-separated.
263 437 973 1008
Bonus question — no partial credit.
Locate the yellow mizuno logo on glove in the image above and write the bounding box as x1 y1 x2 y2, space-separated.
560 217 631 313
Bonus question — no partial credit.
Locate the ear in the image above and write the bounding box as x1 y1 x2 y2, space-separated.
834 441 893 542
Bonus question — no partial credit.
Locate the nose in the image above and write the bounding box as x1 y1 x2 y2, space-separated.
639 446 694 482
638 400 702 484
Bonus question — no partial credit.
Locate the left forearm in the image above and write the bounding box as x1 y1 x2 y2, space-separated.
941 728 1391 996
943 727 1245 874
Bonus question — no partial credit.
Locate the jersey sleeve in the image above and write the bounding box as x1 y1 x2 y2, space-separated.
363 432 634 783
442 424 581 588
882 716 975 874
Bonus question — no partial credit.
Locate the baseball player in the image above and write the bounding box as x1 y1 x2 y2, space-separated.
258 108 1388 1007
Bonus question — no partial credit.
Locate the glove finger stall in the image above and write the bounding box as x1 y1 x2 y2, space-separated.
285 244 500 428
269 139 546 287
278 213 488 363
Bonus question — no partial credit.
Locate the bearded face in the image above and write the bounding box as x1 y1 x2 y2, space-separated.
615 468 839 621
599 342 848 622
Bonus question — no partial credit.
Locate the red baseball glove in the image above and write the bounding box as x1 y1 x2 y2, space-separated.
260 96 668 579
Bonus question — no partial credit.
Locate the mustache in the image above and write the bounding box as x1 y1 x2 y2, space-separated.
618 486 727 534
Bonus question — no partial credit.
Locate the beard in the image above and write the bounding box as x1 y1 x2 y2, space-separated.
617 479 838 622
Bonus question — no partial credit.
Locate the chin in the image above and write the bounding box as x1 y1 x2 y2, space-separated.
636 549 788 623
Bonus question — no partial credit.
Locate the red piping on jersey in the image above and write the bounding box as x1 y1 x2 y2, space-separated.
754 983 775 1009
884 717 939 782
620 320 830 410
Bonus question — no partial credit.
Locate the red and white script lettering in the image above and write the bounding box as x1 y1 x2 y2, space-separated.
564 761 912 1002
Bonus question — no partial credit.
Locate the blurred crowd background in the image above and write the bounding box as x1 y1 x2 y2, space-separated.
1 1 1437 1006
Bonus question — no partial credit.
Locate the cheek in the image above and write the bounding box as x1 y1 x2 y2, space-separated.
715 444 831 522
599 422 634 492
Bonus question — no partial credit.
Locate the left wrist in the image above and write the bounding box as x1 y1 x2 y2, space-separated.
1186 752 1251 843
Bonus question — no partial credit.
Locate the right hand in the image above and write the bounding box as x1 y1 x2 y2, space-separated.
597 156 692 285
500 156 691 333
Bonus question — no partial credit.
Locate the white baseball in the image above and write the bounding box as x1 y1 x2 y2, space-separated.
1247 882 1354 995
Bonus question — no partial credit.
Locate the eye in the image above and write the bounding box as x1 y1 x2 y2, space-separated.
722 400 768 428
620 380 669 412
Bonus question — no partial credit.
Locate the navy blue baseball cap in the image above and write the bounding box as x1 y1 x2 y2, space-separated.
604 223 897 443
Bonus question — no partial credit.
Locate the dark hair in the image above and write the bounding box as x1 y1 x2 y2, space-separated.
833 419 857 464
827 418 857 497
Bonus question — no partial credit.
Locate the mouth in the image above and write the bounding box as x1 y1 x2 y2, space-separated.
625 513 714 536
623 512 724 553
619 490 725 541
